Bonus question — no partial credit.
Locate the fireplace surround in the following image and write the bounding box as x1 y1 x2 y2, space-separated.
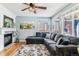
4 33 12 47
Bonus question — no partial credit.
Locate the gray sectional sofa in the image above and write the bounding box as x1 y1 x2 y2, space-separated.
26 32 79 56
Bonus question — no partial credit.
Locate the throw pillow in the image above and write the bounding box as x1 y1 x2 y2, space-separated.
46 33 51 39
61 37 70 45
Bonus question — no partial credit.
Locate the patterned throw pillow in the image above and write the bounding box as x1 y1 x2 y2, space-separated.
50 33 57 40
54 34 63 42
56 37 63 45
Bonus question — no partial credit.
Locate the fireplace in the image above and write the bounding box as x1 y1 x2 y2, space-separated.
4 33 12 47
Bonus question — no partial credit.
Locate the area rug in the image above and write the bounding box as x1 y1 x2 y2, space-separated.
14 44 50 56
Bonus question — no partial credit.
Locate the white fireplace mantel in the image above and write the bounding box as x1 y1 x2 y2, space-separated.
2 28 16 32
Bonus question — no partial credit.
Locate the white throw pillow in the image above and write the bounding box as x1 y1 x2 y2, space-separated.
46 33 51 39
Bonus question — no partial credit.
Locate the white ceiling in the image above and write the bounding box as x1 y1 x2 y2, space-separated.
1 3 68 17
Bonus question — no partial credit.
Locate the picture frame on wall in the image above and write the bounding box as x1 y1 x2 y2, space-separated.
3 15 14 28
20 23 34 29
64 20 72 35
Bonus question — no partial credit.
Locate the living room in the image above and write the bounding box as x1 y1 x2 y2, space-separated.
0 1 79 57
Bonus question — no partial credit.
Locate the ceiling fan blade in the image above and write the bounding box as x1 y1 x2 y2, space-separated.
23 3 29 5
35 6 47 9
21 7 30 11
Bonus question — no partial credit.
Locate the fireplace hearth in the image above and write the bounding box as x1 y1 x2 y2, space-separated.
4 33 12 47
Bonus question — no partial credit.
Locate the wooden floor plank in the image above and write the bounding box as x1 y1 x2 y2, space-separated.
0 43 23 56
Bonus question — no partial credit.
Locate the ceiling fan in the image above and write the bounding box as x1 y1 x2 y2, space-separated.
21 3 47 14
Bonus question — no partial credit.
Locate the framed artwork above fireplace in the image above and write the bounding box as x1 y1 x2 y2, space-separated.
3 15 14 28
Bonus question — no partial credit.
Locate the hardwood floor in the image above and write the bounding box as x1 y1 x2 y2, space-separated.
0 42 24 56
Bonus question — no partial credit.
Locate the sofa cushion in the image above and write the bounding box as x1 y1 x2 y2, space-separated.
49 44 56 51
44 39 56 44
69 36 79 45
27 36 44 40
